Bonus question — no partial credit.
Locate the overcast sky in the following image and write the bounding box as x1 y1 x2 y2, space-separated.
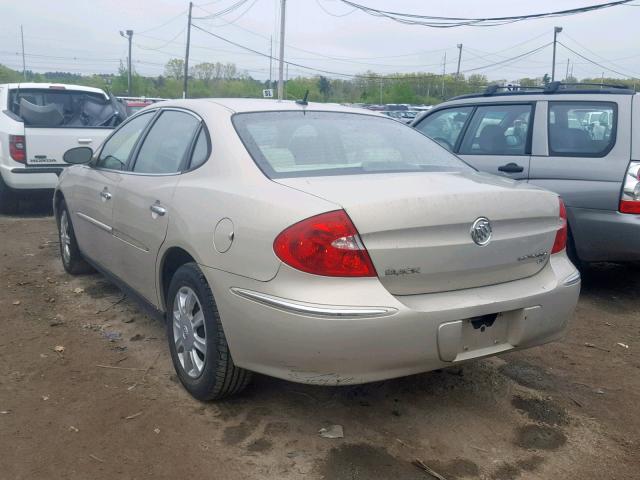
1 0 639 82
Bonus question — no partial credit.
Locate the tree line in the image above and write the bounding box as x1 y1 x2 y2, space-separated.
0 60 636 104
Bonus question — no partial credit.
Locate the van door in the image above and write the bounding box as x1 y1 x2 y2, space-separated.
111 109 201 305
456 103 534 180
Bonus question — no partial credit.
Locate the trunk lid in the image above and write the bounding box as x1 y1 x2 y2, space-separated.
24 127 112 166
277 172 560 295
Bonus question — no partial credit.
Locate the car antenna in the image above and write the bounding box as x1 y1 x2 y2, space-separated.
296 90 309 106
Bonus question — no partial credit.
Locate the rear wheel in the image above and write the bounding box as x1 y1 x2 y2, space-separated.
0 174 19 214
166 263 251 401
57 201 93 274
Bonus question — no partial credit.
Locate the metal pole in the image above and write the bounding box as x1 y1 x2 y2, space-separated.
441 52 446 98
284 63 289 99
565 58 570 81
551 26 562 82
277 0 286 101
127 30 133 96
269 35 273 89
379 78 382 104
455 44 463 80
20 25 26 80
183 2 193 99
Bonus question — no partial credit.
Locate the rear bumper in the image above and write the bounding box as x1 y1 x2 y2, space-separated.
570 207 640 262
204 254 580 385
0 163 62 190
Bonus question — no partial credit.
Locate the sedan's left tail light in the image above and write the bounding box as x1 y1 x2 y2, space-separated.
274 209 377 277
551 198 568 254
9 135 26 163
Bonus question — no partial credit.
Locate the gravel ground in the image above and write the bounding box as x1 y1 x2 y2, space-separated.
0 204 638 480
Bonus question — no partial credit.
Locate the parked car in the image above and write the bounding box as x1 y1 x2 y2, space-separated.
55 99 580 400
413 82 640 266
0 83 126 213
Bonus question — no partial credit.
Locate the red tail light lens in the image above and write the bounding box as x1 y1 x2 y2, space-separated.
274 210 377 277
9 135 26 163
620 161 640 214
551 198 567 254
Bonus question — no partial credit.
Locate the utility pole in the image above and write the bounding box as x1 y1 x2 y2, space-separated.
455 44 463 80
277 0 286 100
565 58 570 81
119 30 134 96
183 1 193 99
551 26 562 82
441 52 446 98
20 25 26 80
269 35 273 89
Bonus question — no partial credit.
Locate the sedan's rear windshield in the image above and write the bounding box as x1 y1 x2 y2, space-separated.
233 111 472 179
8 88 123 128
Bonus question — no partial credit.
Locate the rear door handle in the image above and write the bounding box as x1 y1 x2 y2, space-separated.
78 138 93 144
498 162 524 173
100 190 112 200
150 204 167 216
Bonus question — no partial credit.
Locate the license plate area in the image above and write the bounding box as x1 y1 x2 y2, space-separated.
437 310 521 362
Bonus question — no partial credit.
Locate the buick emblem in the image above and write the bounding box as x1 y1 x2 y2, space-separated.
470 217 492 246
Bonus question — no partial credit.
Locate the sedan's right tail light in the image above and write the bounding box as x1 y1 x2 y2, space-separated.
620 161 640 214
551 198 568 254
274 210 377 277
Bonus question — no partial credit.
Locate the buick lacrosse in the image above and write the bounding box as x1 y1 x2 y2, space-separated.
55 99 580 400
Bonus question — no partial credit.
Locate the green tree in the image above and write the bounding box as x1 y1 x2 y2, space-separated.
317 76 331 100
164 58 184 80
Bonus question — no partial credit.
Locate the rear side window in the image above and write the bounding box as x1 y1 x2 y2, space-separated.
96 112 154 170
133 110 200 174
548 102 616 157
414 107 472 151
8 88 122 128
189 128 210 170
233 111 472 179
459 104 532 155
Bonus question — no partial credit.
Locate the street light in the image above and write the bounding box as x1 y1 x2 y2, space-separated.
551 26 563 82
120 29 133 96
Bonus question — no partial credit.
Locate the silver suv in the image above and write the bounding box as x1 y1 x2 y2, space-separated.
412 82 640 266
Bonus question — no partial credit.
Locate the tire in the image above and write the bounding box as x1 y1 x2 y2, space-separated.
166 262 252 401
57 201 94 274
0 174 19 215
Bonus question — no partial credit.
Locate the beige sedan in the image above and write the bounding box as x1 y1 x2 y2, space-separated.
55 99 580 400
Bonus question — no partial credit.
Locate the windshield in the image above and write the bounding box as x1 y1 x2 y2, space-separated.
233 111 472 179
9 88 123 128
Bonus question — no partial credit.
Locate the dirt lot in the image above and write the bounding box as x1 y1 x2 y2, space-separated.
0 205 638 480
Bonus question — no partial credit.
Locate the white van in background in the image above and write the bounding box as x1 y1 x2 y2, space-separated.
0 83 125 212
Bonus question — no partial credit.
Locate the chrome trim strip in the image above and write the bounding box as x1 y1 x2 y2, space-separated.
76 212 112 233
563 271 581 286
230 287 397 318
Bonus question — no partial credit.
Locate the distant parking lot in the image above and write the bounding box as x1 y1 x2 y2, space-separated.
1 203 638 480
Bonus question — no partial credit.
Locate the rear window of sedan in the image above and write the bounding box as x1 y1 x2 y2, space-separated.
233 111 472 179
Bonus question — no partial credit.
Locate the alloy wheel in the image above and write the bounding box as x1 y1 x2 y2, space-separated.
172 286 207 378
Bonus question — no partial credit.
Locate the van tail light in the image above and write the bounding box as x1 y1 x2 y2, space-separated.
274 210 377 277
551 198 568 254
620 161 640 214
9 135 26 163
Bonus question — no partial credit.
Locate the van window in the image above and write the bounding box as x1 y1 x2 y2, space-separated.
8 88 123 128
548 102 616 157
459 104 532 155
414 107 472 151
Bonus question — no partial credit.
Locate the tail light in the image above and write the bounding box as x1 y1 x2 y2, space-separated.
274 210 377 277
620 161 640 214
551 198 568 254
9 135 26 163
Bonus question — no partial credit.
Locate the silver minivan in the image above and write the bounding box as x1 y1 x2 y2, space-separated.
412 82 640 266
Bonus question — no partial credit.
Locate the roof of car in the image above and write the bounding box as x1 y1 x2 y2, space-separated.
0 82 108 96
151 98 377 115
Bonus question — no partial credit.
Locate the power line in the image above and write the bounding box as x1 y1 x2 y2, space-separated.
557 41 639 78
137 9 187 34
315 0 357 17
460 43 552 73
334 0 633 27
192 0 254 19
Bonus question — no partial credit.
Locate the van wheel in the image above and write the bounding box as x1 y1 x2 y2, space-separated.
166 262 252 401
0 175 19 214
57 201 93 274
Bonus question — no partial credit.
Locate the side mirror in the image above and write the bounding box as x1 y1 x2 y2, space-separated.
63 147 93 164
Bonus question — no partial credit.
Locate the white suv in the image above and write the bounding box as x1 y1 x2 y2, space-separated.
0 83 125 212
